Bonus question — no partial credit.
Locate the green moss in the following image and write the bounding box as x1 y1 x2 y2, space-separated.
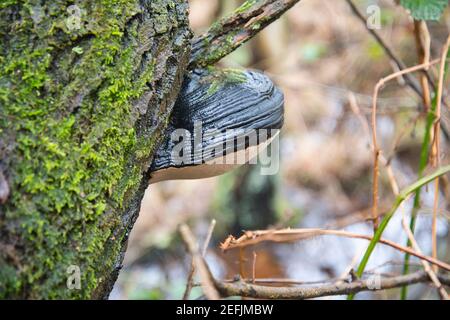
197 32 238 68
234 0 257 14
0 0 185 299
202 67 247 95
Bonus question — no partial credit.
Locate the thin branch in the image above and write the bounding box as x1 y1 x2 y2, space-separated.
219 228 450 272
179 224 220 300
192 264 450 299
189 0 302 69
345 0 450 139
215 271 450 299
202 219 216 256
370 59 442 230
182 263 196 300
179 227 450 299
251 251 257 283
431 35 450 272
223 277 346 286
413 20 432 112
400 211 449 299
181 229 450 299
345 0 433 100
348 92 400 196
348 164 450 299
182 219 216 300
337 244 365 287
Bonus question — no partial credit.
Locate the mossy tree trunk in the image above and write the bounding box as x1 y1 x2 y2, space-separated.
0 0 191 299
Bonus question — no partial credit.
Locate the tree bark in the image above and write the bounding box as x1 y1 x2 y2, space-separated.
0 0 303 299
0 0 191 299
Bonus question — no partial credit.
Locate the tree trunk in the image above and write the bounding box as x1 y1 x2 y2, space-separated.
0 0 191 299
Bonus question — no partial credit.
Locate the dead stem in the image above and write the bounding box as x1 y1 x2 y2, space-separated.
371 59 442 232
215 271 450 299
431 35 450 272
401 209 449 299
220 228 450 272
413 20 432 112
182 219 216 300
180 223 219 300
348 93 400 198
252 251 257 283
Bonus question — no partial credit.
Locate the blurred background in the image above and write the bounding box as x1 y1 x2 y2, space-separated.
111 0 450 299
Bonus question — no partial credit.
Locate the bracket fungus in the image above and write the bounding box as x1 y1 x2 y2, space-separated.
149 69 284 183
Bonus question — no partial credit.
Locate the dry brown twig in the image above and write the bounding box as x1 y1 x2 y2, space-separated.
222 276 346 286
179 224 220 300
370 58 442 231
348 3 450 292
336 244 366 287
400 209 449 299
431 35 450 272
348 93 400 196
252 251 257 283
410 9 450 208
178 225 450 299
345 1 447 108
182 219 216 300
180 224 450 299
219 228 450 272
215 271 450 299
413 21 432 111
192 268 450 299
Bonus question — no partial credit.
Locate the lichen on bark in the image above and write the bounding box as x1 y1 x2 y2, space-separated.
0 0 191 298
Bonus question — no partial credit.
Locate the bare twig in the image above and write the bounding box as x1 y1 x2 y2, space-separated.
202 219 217 256
189 0 302 69
413 20 432 112
431 35 450 272
401 31 449 299
182 264 196 300
400 211 449 299
223 277 346 286
215 271 450 299
252 251 257 283
182 219 216 300
181 229 450 299
336 246 365 286
179 224 220 300
179 226 450 299
371 59 442 230
239 248 245 279
219 228 450 272
345 0 433 100
345 0 450 139
348 93 400 196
